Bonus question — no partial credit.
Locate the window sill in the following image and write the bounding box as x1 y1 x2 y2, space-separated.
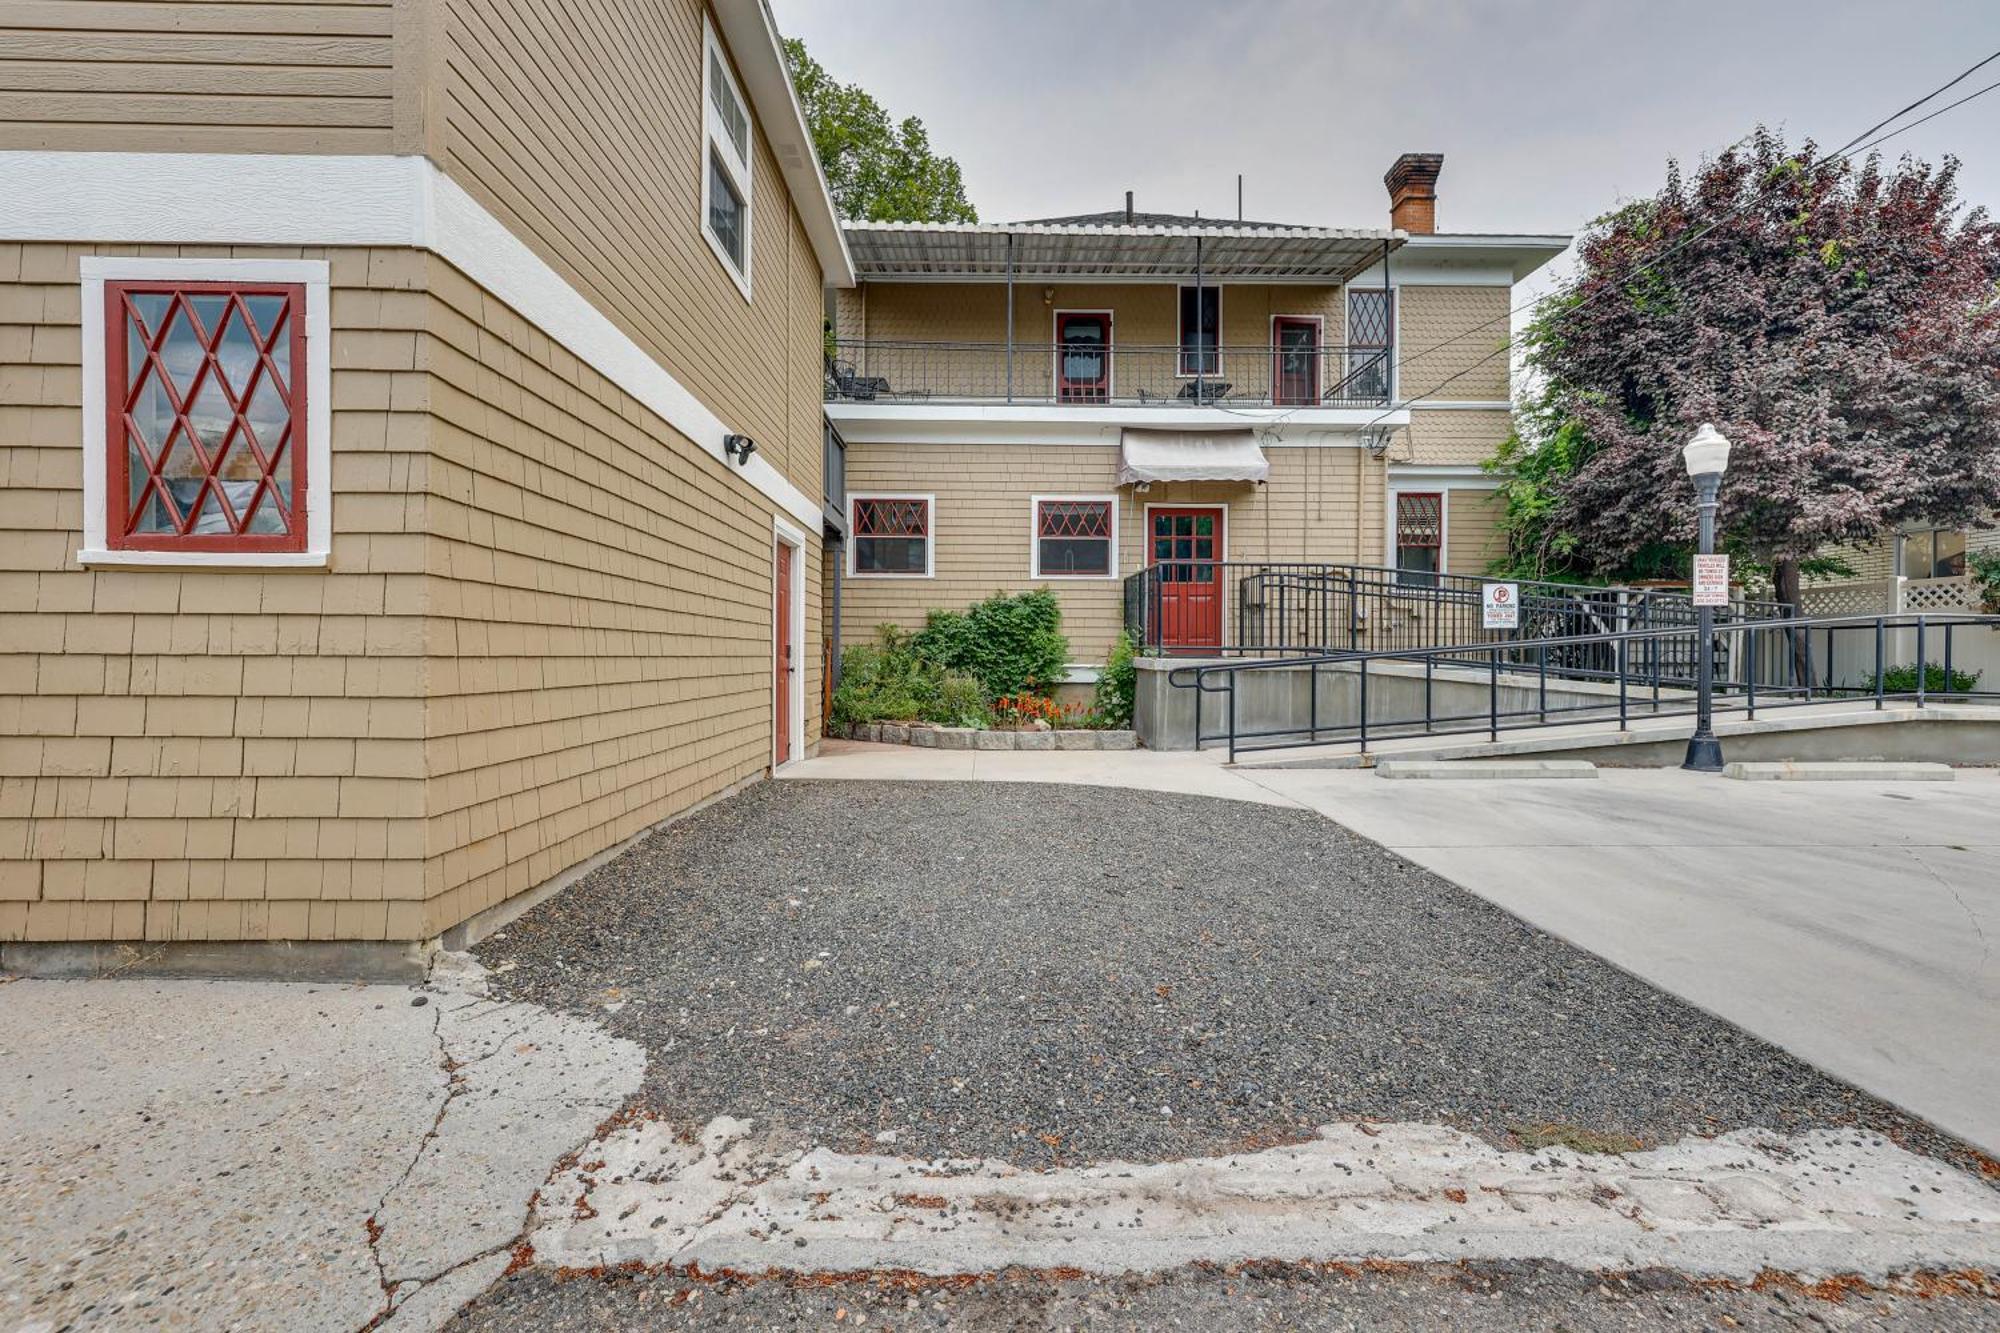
79 548 331 571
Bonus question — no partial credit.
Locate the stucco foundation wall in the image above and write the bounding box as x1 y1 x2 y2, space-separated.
841 441 1383 664
0 241 431 944
415 259 822 937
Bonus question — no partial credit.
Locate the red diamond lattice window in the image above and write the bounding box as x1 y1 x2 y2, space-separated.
853 498 928 537
1037 500 1111 539
1396 493 1442 548
106 280 307 552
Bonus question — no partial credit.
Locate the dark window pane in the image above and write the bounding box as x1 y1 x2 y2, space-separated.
1039 537 1110 576
708 151 746 271
1179 285 1219 375
855 536 926 573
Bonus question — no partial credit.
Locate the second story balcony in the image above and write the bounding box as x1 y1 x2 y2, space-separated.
826 338 1392 409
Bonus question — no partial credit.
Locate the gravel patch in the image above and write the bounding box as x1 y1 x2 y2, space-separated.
449 1261 2000 1331
475 780 1977 1168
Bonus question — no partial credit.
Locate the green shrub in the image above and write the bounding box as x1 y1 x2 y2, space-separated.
911 588 1070 698
1969 548 2000 614
832 626 991 727
1863 662 1982 695
1091 629 1137 729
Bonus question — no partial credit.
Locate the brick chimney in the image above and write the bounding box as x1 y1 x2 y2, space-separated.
1385 153 1444 233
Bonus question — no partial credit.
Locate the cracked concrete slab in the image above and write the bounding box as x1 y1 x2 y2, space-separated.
529 1115 2000 1282
0 963 642 1332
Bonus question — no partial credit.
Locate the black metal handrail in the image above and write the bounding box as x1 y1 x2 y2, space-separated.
1122 561 1790 673
825 339 1391 407
1168 612 2000 760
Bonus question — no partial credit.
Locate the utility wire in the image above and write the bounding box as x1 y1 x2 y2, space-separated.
1360 48 2000 410
1356 48 2000 433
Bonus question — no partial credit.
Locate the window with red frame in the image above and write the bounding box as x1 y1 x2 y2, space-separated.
1034 498 1113 576
851 496 930 575
106 280 307 552
1395 491 1443 584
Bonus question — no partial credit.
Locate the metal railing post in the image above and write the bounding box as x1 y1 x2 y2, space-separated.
1875 618 1886 710
1227 667 1238 763
1617 634 1629 730
1746 625 1757 719
1358 658 1369 754
1308 658 1319 745
1489 647 1499 742
1537 643 1548 724
1916 617 1927 708
1347 571 1360 651
1424 655 1434 733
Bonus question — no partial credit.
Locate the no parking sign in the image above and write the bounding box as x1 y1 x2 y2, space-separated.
1482 582 1520 630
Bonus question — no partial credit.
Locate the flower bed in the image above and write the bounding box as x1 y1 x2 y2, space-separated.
834 721 1137 751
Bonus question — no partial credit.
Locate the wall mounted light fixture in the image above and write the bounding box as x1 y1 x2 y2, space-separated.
723 434 757 466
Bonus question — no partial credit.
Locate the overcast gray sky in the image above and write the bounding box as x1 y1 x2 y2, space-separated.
772 0 2000 304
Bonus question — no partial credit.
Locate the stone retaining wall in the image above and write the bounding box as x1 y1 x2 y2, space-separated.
832 723 1138 751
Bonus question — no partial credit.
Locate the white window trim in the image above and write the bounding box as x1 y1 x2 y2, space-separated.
1051 309 1115 401
772 515 807 770
78 255 332 569
1388 485 1449 575
1029 493 1119 581
1346 285 1399 402
1175 284 1222 379
847 492 935 579
701 14 754 302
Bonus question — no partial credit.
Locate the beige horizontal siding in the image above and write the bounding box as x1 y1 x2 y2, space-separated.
0 1 397 153
1 241 820 945
417 256 822 937
436 0 825 503
0 240 430 945
1446 487 1505 576
840 442 1384 664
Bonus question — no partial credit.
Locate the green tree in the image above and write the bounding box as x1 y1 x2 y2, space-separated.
783 37 977 223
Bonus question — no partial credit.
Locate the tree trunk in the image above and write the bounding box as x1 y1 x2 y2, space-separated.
1774 555 1809 690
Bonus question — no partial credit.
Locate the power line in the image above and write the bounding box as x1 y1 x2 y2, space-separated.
1358 47 2000 433
1361 47 2000 409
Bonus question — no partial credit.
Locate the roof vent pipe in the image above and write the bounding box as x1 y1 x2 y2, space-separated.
1124 191 1134 226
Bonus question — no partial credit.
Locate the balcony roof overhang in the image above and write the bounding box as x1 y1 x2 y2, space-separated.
843 221 1405 284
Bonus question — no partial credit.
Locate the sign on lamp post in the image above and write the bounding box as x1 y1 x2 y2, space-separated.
1692 554 1730 608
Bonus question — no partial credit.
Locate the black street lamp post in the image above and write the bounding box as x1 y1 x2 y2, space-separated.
1682 424 1731 773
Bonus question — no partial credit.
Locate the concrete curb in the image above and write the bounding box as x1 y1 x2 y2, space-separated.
1376 759 1599 780
1721 761 1957 782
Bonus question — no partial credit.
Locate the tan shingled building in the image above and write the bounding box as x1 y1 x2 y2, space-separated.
824 161 1566 673
0 0 853 972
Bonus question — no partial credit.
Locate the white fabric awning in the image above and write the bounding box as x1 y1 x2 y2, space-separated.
1118 429 1269 486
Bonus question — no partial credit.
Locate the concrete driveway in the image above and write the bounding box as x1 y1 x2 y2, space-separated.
1233 765 2000 1157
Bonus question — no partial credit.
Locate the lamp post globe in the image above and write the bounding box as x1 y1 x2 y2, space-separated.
1682 423 1730 772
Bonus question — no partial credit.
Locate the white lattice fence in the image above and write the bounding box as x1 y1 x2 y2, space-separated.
1904 576 1980 614
1800 579 1896 617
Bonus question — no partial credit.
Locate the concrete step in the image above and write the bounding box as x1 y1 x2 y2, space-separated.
1375 759 1599 780
1722 761 1956 782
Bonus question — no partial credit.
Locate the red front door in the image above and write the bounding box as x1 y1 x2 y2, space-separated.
774 545 793 765
1272 317 1320 405
1148 507 1224 651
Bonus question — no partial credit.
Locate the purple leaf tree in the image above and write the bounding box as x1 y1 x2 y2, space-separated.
1500 128 2000 607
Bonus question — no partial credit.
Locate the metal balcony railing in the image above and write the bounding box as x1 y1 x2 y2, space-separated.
825 340 1392 408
